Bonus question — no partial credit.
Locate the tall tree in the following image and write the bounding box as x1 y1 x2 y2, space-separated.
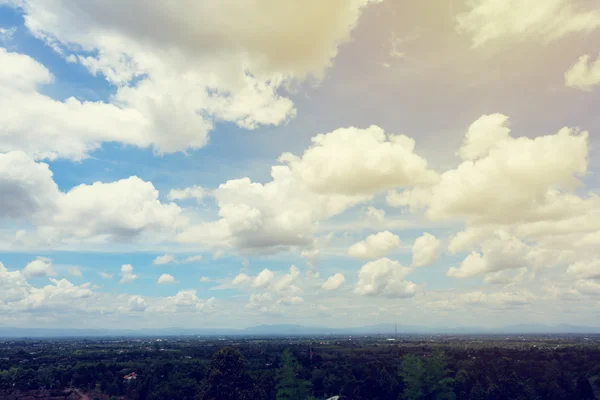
197 347 263 400
276 349 312 400
399 354 424 400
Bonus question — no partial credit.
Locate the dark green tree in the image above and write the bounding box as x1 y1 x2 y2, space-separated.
399 354 424 400
276 349 312 400
197 347 263 400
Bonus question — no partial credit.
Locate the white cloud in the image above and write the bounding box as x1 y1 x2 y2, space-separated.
168 186 206 203
183 255 203 264
301 249 320 267
272 265 301 292
157 273 177 285
565 53 600 91
355 258 416 298
456 0 600 47
457 114 511 161
321 273 345 291
348 231 401 260
0 1 380 160
390 115 589 225
232 273 251 286
411 233 441 267
0 151 59 220
153 254 176 265
126 296 147 312
567 259 600 280
484 268 530 285
120 264 137 284
282 125 437 195
200 276 211 283
45 176 185 242
99 272 113 279
2 151 186 246
178 164 368 251
447 232 559 279
0 262 30 303
150 290 214 313
68 266 82 277
252 268 275 289
364 206 386 224
23 258 55 278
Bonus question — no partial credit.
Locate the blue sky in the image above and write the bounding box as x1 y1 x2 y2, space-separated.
1 0 600 329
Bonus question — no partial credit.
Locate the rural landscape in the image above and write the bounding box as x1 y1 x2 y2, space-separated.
1 330 600 400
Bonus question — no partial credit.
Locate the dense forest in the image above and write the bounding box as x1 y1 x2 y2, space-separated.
1 336 599 399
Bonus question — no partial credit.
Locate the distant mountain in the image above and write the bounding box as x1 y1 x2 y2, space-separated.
0 323 598 338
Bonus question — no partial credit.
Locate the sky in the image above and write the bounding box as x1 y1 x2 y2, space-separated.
1 0 600 330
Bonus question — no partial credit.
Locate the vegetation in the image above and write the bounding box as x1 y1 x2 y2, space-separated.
0 335 599 399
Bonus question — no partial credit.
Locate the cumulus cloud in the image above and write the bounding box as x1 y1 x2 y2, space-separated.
178 162 368 251
157 274 177 284
252 268 276 289
151 290 215 313
447 232 559 279
99 272 113 279
199 276 211 283
355 258 416 298
68 266 82 277
120 264 137 284
456 0 600 47
2 152 186 245
168 186 206 203
232 273 251 286
565 53 600 91
348 231 401 259
0 151 59 220
0 1 379 160
153 254 176 265
390 115 589 225
126 296 147 312
282 125 437 195
23 258 55 278
321 273 345 291
272 265 301 292
411 233 440 267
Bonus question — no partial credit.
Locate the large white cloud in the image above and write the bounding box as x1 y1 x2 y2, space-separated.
0 0 380 160
355 258 416 298
282 125 437 195
456 0 600 47
565 53 600 91
348 231 401 260
0 151 59 219
411 233 440 267
1 151 186 245
390 115 589 225
447 232 557 279
178 162 369 251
